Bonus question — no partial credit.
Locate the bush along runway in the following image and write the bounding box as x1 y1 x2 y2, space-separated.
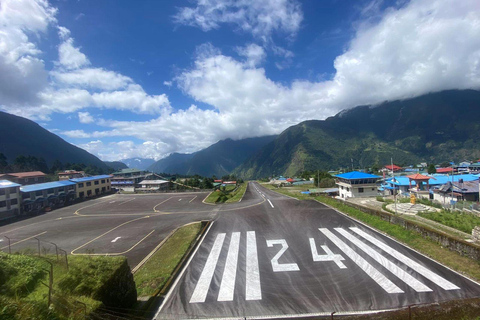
156 182 480 319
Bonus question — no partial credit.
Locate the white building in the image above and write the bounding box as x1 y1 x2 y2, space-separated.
335 171 380 199
0 180 21 220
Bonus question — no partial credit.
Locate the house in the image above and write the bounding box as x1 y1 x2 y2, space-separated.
111 168 149 191
0 171 46 185
136 179 170 191
58 170 85 180
436 167 454 174
468 163 480 173
70 175 112 199
384 164 403 173
20 180 76 213
433 180 479 203
335 171 380 199
0 180 21 220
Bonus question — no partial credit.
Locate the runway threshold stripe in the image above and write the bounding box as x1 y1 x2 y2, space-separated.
319 228 404 294
246 231 262 300
218 232 241 301
335 228 432 292
350 227 460 291
190 233 226 303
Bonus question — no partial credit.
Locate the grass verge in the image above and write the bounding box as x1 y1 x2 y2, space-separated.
204 183 247 203
0 253 130 320
134 222 202 297
418 210 480 234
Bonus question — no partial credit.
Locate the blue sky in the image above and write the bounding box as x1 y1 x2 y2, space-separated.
1 0 480 161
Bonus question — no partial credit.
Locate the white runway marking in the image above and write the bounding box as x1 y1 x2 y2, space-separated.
118 198 136 205
190 233 226 303
246 231 262 300
335 228 432 292
109 201 116 204
267 199 274 208
111 237 121 243
179 199 182 201
267 239 299 272
189 196 197 203
309 238 346 269
350 227 460 290
319 228 404 294
218 232 241 301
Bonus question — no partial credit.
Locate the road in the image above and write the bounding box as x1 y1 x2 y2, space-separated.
156 182 480 319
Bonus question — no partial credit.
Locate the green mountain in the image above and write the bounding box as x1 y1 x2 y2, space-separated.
148 136 277 177
0 111 108 170
104 161 128 171
234 90 480 179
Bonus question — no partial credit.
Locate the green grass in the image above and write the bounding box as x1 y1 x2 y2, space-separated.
0 253 125 320
134 222 202 297
204 183 246 203
418 210 480 234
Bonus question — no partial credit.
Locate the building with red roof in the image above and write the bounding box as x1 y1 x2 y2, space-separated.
384 164 402 172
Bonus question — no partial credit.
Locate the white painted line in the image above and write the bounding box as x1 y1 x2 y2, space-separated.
266 239 299 272
218 232 241 301
309 238 346 269
189 196 197 203
350 227 460 290
111 237 121 243
190 233 226 303
246 231 262 300
118 198 136 205
335 228 432 292
267 199 274 208
109 201 116 204
179 199 182 201
319 228 404 294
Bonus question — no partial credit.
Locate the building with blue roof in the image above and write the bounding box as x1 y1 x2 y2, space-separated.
70 175 112 198
384 174 479 196
20 180 77 213
335 171 380 199
0 180 21 220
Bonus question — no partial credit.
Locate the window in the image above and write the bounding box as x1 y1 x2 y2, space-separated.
78 183 84 188
101 180 105 183
372 188 375 191
86 182 91 186
94 181 99 185
79 191 84 198
95 188 100 194
47 188 54 194
25 178 28 182
0 201 5 207
347 187 350 192
107 186 110 190
35 177 38 181
359 188 364 193
0 189 4 196
36 190 43 196
10 199 17 205
10 187 17 193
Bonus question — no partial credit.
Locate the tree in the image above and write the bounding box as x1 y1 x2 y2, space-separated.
427 164 436 174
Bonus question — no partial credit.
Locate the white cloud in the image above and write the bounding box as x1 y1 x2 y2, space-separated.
78 111 94 124
236 43 266 67
163 81 172 87
51 68 133 91
173 0 303 41
57 37 90 70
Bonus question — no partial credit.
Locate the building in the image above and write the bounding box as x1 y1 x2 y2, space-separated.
70 175 112 199
433 180 479 204
0 171 46 185
384 164 403 173
0 180 21 220
20 180 76 213
58 170 85 180
136 179 170 191
335 171 380 199
111 168 149 191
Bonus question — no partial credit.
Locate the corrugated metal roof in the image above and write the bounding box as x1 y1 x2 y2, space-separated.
70 175 112 183
2 171 46 178
20 180 76 192
387 174 478 186
0 180 21 188
139 180 169 184
335 171 380 179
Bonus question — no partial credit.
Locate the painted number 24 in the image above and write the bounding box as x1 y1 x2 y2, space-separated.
266 238 346 272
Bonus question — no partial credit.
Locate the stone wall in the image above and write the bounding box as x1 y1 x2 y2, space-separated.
473 226 480 243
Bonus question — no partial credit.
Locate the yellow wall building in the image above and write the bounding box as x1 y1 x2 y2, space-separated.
71 175 112 199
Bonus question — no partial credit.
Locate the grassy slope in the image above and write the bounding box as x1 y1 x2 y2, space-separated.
134 222 202 297
0 254 125 320
204 183 246 204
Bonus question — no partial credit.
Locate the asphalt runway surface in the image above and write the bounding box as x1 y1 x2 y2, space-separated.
156 182 480 319
0 191 248 268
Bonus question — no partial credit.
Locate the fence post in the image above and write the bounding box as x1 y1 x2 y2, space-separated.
49 242 59 261
34 237 41 256
4 236 11 254
59 249 68 270
331 311 336 319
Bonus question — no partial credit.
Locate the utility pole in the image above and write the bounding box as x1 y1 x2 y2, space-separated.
317 170 320 188
391 157 397 215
